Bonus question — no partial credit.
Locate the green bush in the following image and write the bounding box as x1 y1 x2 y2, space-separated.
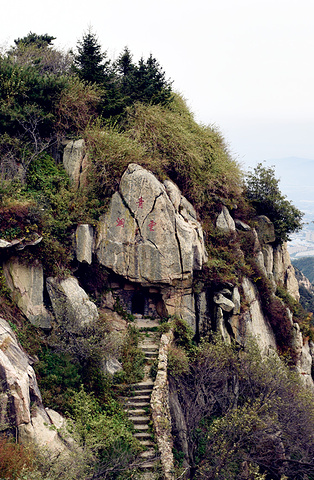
245 163 303 242
168 345 189 376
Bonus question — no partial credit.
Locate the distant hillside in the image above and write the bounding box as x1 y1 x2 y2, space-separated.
292 257 314 283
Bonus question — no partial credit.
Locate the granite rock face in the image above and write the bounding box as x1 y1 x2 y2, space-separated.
63 139 87 188
0 318 68 452
216 206 236 232
3 257 51 329
96 164 207 286
75 224 93 264
46 276 99 327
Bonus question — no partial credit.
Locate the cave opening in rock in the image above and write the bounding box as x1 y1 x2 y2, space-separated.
131 291 145 315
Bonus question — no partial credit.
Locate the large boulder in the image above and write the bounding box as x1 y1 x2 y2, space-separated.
75 224 93 264
273 243 300 301
216 206 236 232
0 318 68 451
3 257 51 329
240 277 277 352
46 276 98 328
255 215 276 244
96 164 207 286
63 139 88 188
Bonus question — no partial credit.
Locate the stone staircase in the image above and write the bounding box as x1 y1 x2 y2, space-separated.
123 314 160 474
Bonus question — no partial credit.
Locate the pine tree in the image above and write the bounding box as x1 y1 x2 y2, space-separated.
73 29 110 84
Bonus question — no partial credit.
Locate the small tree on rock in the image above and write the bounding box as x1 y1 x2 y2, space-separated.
245 163 303 243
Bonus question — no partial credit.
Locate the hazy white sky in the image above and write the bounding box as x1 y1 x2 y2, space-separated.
2 0 314 168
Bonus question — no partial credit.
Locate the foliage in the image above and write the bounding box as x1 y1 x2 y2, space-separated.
35 349 83 412
55 76 102 135
0 435 35 479
247 259 295 358
117 325 145 384
72 28 112 85
293 256 314 283
276 284 314 341
125 97 242 213
168 345 190 376
245 163 304 242
170 336 314 480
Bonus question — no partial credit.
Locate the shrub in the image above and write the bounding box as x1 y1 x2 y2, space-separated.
0 435 34 479
245 163 303 242
117 325 145 384
168 345 189 376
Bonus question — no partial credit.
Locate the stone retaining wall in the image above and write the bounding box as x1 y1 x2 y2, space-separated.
150 330 174 480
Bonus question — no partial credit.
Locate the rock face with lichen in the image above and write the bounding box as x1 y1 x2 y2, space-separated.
0 318 69 452
96 163 207 285
3 257 51 329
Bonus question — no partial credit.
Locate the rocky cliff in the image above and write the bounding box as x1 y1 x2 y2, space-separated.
0 152 312 477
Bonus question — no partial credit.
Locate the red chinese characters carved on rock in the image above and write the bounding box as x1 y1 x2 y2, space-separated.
148 220 156 232
116 218 125 227
137 197 144 209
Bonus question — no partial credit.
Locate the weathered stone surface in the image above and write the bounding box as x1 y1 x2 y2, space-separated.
262 244 274 276
63 139 86 187
3 257 51 328
241 277 277 352
255 215 276 244
96 164 207 286
75 224 93 264
0 317 71 451
216 306 231 343
235 219 251 231
102 357 123 375
0 235 43 251
46 276 98 327
213 293 235 312
196 291 211 335
216 206 236 232
151 331 174 480
273 243 300 301
18 406 68 453
0 317 42 425
292 323 314 389
232 286 241 315
162 287 196 332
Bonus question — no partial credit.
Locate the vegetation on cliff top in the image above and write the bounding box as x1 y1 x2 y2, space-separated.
0 30 311 480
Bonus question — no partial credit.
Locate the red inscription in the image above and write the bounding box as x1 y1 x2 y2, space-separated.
137 196 144 209
148 220 156 232
116 218 125 227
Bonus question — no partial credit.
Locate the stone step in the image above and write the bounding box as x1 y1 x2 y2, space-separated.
134 424 150 432
127 394 151 403
130 389 153 396
139 439 155 447
139 460 157 471
140 449 157 459
128 408 148 416
134 431 153 441
125 401 150 409
132 382 154 391
129 415 150 425
143 352 158 358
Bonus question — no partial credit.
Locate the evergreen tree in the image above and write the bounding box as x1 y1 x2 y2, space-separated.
131 54 173 106
73 29 111 84
13 32 56 49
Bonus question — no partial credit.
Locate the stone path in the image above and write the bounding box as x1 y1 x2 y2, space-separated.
123 314 160 475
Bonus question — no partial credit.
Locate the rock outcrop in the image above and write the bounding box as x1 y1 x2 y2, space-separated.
0 318 68 451
3 257 51 329
96 164 207 286
63 139 88 188
46 276 99 327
